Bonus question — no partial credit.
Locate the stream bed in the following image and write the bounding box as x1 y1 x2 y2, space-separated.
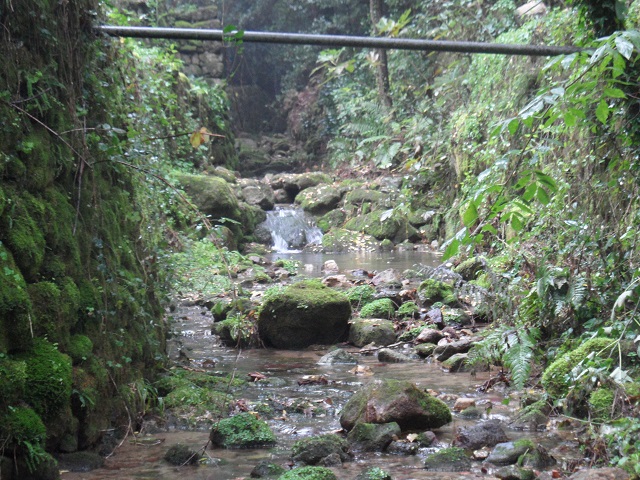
61 251 584 480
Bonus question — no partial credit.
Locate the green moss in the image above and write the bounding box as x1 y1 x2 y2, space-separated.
424 446 471 472
344 210 403 241
0 241 32 352
291 434 350 464
209 412 276 448
418 279 456 305
346 285 376 307
359 298 395 319
397 301 419 318
541 337 614 399
1 406 46 448
588 387 615 420
278 466 337 480
67 335 93 365
0 357 27 404
0 189 46 281
27 281 66 344
355 467 392 480
17 338 72 419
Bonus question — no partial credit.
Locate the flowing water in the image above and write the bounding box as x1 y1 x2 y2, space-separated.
260 206 323 253
61 211 583 479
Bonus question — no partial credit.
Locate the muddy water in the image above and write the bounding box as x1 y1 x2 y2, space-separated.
61 252 581 479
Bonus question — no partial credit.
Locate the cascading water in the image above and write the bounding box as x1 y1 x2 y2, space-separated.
260 206 323 252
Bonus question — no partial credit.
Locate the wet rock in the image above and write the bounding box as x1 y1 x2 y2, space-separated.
258 280 351 349
348 319 396 347
415 430 437 447
321 228 380 253
453 397 476 411
317 349 358 365
322 274 350 288
250 460 286 478
510 399 551 431
434 337 476 362
240 181 276 210
163 443 201 466
423 446 472 472
278 466 338 479
415 327 444 344
290 434 352 465
417 278 456 306
347 422 400 452
359 298 396 319
377 348 413 363
567 468 630 480
494 465 536 480
56 451 105 472
386 440 419 455
318 452 343 467
521 444 556 469
414 343 437 358
371 269 402 287
340 379 452 431
453 257 487 281
459 406 484 419
210 413 276 448
442 308 473 326
322 260 340 274
441 353 469 372
453 419 509 450
354 467 393 480
485 440 535 466
296 184 342 215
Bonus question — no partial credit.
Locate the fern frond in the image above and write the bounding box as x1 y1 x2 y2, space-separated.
502 326 540 390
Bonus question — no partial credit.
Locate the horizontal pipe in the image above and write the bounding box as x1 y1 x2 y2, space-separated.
96 25 586 57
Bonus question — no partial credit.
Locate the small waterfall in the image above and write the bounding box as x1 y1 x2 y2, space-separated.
260 206 323 253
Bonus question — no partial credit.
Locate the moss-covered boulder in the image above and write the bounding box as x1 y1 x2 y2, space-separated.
290 434 351 465
209 412 276 448
423 446 472 472
344 210 405 241
346 285 377 308
295 185 342 216
258 280 351 349
348 319 396 347
486 440 536 466
16 338 72 419
359 298 395 319
164 443 201 465
541 337 614 399
346 422 400 452
397 301 419 319
278 466 337 480
354 467 393 480
588 387 615 421
417 279 456 306
340 379 452 431
67 335 93 365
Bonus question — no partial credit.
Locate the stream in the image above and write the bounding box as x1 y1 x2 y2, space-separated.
61 224 584 479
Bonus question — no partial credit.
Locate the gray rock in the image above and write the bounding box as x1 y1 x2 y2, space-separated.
340 379 452 431
415 327 444 344
440 353 469 372
453 419 509 450
291 434 352 465
434 337 476 362
386 440 419 455
424 447 472 472
347 422 401 452
348 319 396 347
486 441 534 466
317 349 358 365
495 465 536 480
377 348 413 363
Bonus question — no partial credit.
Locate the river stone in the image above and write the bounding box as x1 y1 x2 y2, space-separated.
322 260 339 274
241 183 275 211
567 468 630 480
164 444 200 465
386 440 419 455
415 327 444 344
521 444 556 469
56 451 105 472
339 379 452 431
453 419 509 450
494 465 536 480
354 467 393 480
258 280 351 349
295 184 342 215
347 422 401 452
176 174 240 220
415 343 437 358
423 446 472 472
290 434 352 465
440 353 469 372
210 412 276 449
485 440 535 466
434 337 475 362
370 268 401 287
377 348 413 363
250 460 287 478
348 319 396 347
317 349 358 365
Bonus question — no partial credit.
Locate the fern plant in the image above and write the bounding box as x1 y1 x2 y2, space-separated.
468 322 541 390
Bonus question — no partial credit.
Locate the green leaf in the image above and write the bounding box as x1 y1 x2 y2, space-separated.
595 99 610 124
612 52 626 78
462 202 479 227
536 187 550 205
508 118 520 135
604 87 626 99
481 224 497 235
442 238 461 261
534 171 557 191
564 110 576 127
615 35 634 60
522 183 537 202
511 215 524 231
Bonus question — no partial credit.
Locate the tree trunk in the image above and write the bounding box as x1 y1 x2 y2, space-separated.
369 0 393 108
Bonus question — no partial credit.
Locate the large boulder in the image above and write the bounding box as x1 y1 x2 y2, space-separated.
346 422 401 452
339 379 452 431
348 319 396 347
452 419 508 450
295 185 342 216
177 174 239 220
258 280 351 349
290 434 351 465
239 179 275 211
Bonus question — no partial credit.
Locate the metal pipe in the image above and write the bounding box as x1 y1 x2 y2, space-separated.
96 25 586 57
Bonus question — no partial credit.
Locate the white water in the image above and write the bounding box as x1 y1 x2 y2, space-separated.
261 206 323 253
